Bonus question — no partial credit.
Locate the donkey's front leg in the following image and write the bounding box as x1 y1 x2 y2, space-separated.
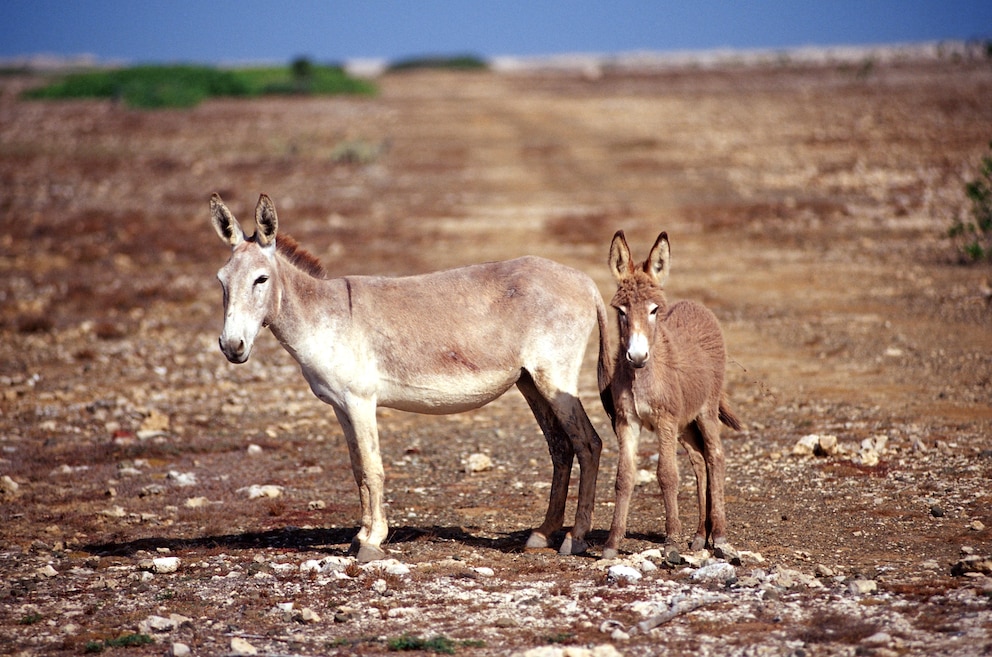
602 417 640 560
333 401 388 562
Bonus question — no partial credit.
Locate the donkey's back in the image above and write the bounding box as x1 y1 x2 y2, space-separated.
341 255 602 413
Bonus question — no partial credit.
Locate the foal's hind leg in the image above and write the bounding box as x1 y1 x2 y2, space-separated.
696 412 729 547
681 421 710 552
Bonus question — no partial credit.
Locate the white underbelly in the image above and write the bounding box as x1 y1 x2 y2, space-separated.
378 370 519 415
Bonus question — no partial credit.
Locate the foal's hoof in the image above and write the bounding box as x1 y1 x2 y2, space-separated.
525 532 549 550
558 534 588 556
356 544 387 563
689 535 707 552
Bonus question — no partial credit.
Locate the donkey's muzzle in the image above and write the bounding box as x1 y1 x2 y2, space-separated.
219 336 250 364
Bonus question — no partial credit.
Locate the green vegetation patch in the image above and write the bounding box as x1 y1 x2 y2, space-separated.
948 140 992 262
388 54 488 72
23 59 376 109
387 633 484 654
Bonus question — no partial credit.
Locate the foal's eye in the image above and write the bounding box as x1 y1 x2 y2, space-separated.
254 275 269 286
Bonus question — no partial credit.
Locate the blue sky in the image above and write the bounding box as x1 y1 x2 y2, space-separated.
5 1 991 64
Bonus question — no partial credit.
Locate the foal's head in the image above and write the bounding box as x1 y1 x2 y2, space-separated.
210 193 281 364
608 230 671 369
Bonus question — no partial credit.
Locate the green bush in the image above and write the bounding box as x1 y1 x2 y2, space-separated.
23 61 376 109
387 54 488 72
948 140 992 262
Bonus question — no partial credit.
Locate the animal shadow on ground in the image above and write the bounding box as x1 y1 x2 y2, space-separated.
81 526 638 559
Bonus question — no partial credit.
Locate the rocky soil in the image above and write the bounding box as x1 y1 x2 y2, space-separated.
1 55 991 656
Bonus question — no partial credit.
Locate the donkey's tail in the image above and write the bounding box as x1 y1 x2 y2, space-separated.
595 292 616 425
718 393 742 431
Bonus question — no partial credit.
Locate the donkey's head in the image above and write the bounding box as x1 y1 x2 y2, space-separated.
608 230 670 368
211 193 280 364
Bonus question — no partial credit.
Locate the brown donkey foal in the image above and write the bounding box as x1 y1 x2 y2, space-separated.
602 230 740 561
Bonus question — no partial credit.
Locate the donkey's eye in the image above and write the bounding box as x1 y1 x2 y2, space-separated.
648 304 659 318
254 275 269 286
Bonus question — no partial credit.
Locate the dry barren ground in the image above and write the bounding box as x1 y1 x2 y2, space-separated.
1 56 991 656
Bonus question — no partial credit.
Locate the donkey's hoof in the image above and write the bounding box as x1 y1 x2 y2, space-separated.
558 534 588 556
689 535 707 552
601 547 619 560
356 544 387 563
525 532 549 550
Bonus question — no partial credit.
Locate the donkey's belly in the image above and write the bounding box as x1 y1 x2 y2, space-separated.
378 369 520 415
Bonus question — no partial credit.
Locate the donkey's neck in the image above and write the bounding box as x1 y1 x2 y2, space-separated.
266 255 349 356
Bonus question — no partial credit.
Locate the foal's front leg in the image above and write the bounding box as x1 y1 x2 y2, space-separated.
602 415 641 560
655 418 683 562
332 400 388 562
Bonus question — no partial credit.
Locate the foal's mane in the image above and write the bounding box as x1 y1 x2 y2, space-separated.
275 234 327 279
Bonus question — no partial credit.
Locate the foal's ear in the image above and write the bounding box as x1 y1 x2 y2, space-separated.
645 232 670 287
210 193 245 246
254 194 278 247
609 230 633 282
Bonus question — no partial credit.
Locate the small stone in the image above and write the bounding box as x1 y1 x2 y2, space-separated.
473 566 495 577
862 631 892 645
607 564 642 583
610 628 630 641
816 434 839 456
814 564 835 578
139 409 170 433
308 500 326 510
230 637 258 655
637 559 658 573
184 496 211 508
464 452 493 473
1 475 20 496
298 607 321 623
848 579 877 595
247 444 263 456
372 578 388 594
171 643 191 657
152 556 180 573
930 505 945 518
167 471 197 487
100 505 127 518
968 520 986 531
37 565 58 578
691 561 736 584
241 484 283 499
792 434 820 456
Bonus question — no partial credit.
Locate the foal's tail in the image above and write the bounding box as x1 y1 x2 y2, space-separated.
718 393 742 432
595 293 616 425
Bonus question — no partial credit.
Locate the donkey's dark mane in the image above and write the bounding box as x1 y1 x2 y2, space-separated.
275 233 327 279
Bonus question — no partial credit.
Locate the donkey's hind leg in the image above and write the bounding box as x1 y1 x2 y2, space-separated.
517 373 575 551
517 372 602 555
681 421 710 552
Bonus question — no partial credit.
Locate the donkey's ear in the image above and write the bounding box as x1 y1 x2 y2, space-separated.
210 193 245 246
254 194 278 247
609 230 633 282
645 232 670 287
